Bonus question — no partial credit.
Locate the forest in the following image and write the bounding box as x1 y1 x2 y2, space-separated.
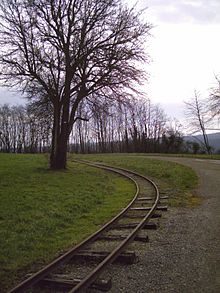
0 97 187 154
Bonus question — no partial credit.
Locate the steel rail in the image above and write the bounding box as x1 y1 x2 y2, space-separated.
8 161 139 293
9 160 160 293
68 160 160 292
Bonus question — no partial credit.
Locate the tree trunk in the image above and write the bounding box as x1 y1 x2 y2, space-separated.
50 130 68 169
50 101 70 170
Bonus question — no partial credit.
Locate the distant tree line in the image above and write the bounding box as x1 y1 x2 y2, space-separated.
0 97 188 154
71 97 173 153
3 70 220 155
0 104 51 153
2 74 220 155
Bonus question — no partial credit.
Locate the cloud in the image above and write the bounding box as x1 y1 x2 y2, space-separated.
142 0 220 24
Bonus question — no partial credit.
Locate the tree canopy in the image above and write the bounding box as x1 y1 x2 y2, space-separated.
0 0 152 169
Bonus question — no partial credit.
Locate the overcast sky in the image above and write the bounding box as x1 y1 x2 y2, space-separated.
1 0 220 121
137 0 220 119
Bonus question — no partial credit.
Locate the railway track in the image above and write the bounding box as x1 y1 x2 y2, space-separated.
8 160 168 293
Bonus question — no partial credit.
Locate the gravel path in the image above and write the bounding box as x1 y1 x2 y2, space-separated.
105 157 220 293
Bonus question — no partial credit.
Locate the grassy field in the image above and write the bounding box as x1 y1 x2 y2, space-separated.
0 154 135 291
0 153 198 291
72 153 199 207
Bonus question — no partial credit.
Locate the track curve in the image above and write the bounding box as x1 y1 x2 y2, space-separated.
9 160 165 293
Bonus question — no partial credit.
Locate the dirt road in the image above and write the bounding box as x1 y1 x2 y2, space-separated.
109 156 220 293
148 156 220 293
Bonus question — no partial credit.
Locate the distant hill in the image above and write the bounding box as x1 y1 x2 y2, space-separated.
184 132 220 152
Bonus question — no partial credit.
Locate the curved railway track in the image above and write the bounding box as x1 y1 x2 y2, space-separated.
8 160 168 293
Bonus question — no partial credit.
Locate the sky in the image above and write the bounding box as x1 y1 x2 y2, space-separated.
127 0 220 120
1 0 220 122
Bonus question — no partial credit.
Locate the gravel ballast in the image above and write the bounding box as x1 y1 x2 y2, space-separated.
102 157 220 293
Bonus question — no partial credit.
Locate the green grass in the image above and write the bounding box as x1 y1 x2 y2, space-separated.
0 152 199 291
72 153 199 208
0 154 135 291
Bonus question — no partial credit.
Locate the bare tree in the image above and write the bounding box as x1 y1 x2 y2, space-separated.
209 75 220 119
184 91 211 154
0 104 52 153
0 104 11 152
0 99 177 154
0 0 151 169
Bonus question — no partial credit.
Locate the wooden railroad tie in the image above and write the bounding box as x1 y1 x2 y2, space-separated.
159 196 169 200
71 250 136 264
114 222 158 230
130 206 168 211
98 234 149 243
124 213 162 219
137 196 168 201
137 197 155 201
38 277 112 292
